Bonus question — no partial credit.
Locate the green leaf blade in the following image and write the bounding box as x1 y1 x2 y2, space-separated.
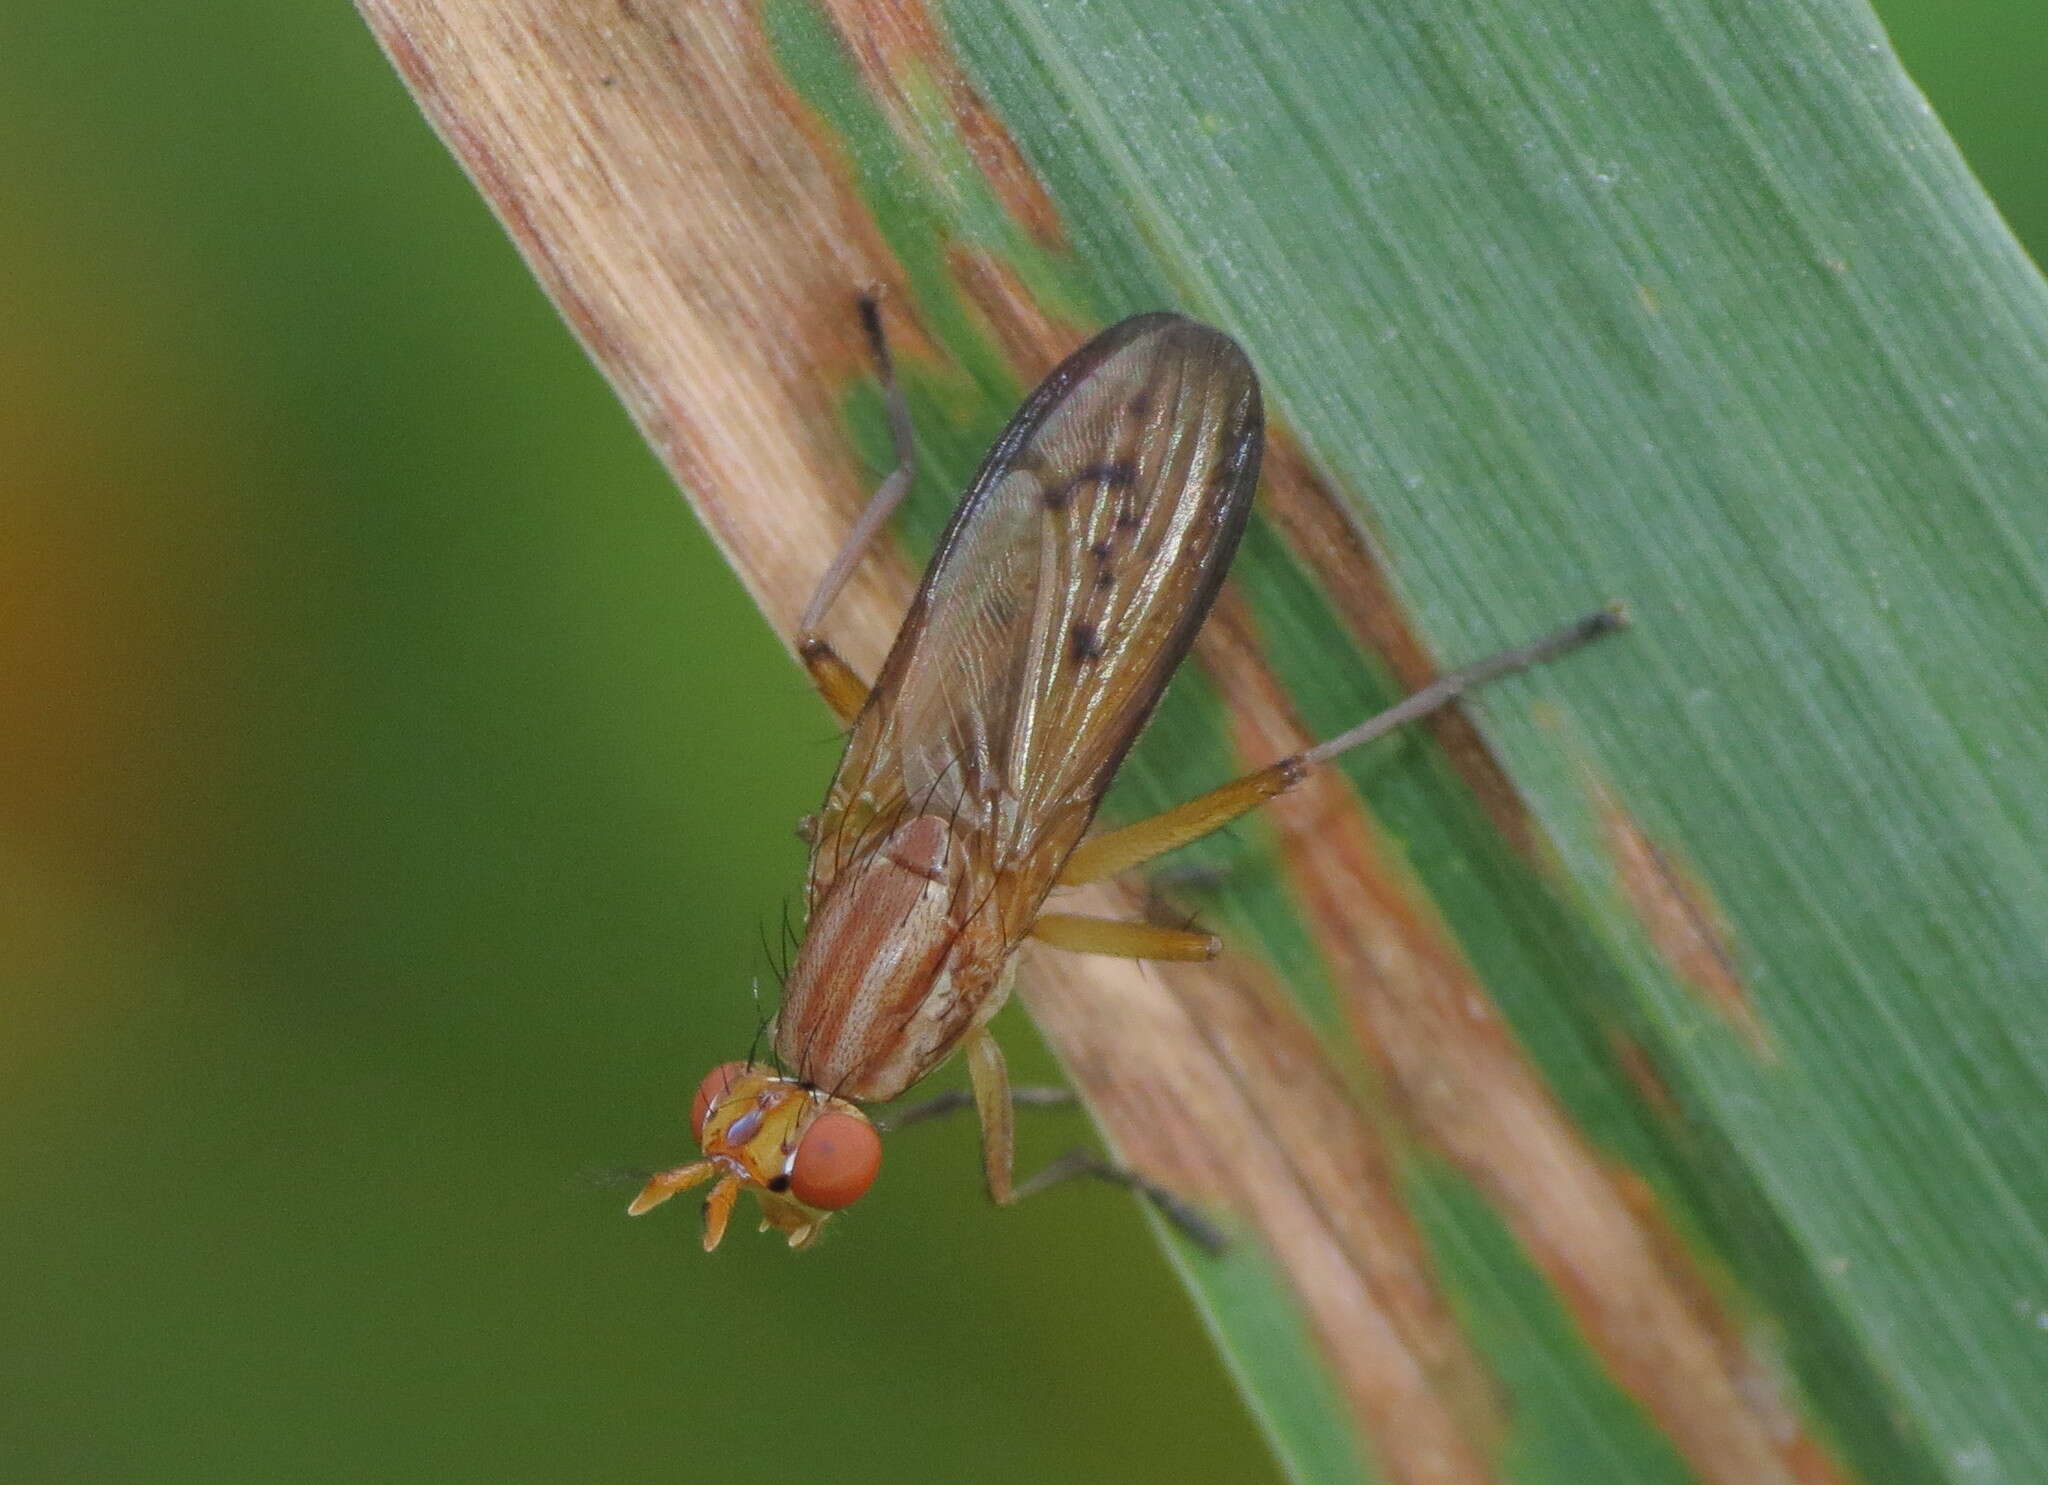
946 2 2048 1481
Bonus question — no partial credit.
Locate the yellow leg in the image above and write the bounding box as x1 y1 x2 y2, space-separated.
1059 606 1625 886
798 637 870 725
964 1026 1015 1205
1059 761 1300 886
1030 912 1220 962
940 1028 1228 1251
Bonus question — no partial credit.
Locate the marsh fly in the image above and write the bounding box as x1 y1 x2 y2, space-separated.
628 302 1620 1250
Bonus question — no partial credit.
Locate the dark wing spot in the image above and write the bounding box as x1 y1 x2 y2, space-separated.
1127 390 1153 420
1070 622 1103 663
1045 459 1138 511
1089 538 1117 588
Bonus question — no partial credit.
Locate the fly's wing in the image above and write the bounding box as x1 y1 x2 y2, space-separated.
810 314 1262 931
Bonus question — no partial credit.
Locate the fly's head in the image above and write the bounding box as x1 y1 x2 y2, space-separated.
627 1062 881 1251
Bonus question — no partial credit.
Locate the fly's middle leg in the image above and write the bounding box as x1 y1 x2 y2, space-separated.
796 293 920 726
1029 912 1220 962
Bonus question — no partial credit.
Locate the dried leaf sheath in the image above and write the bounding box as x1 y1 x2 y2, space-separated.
779 315 1261 1099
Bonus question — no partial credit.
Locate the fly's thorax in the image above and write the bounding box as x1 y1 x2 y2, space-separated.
776 811 1010 1101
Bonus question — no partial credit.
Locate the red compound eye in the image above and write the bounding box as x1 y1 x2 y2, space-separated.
691 1062 753 1142
789 1111 882 1211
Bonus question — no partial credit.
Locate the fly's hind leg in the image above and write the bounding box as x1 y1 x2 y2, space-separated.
978 615 1622 1251
797 293 920 726
1059 606 1626 886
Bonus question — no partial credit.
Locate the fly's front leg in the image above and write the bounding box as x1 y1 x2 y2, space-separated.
957 1027 1226 1251
798 640 872 729
1010 1152 1227 1254
1060 606 1626 886
964 1025 1018 1204
797 293 920 726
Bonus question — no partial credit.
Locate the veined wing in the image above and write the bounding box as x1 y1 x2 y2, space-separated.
810 314 1262 930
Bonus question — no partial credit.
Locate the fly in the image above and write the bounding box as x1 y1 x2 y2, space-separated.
629 300 1621 1250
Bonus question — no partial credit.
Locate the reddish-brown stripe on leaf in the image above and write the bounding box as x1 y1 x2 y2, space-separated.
1591 778 1773 1057
1255 434 1542 860
1020 940 1503 1485
1199 593 1837 1485
946 244 1087 378
816 1 1068 249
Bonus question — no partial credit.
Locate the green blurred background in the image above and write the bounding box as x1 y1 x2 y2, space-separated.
1 3 2039 1481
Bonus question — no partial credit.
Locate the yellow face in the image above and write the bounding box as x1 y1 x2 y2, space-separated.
627 1063 881 1250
